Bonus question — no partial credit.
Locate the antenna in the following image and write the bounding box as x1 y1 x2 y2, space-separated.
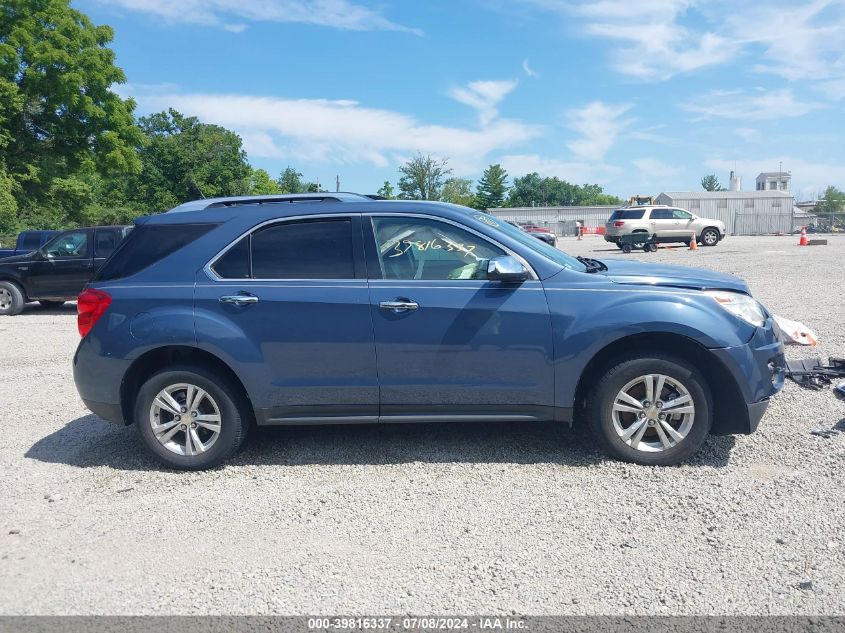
336 175 340 192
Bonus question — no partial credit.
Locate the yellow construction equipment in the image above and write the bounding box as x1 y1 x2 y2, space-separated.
628 195 654 206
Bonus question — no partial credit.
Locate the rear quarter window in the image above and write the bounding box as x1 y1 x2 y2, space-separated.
96 223 217 281
609 209 645 220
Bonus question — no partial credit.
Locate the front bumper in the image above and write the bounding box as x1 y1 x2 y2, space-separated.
709 318 784 435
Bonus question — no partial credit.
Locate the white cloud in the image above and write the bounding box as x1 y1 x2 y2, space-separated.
509 0 845 88
96 0 422 34
565 101 632 161
734 127 759 142
522 59 539 78
448 80 519 126
682 89 823 120
727 0 845 82
129 89 541 174
632 157 682 181
705 157 845 200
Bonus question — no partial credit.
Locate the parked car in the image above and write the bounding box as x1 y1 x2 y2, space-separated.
518 222 558 246
0 230 61 260
73 194 784 470
0 225 131 315
604 206 726 247
507 220 557 247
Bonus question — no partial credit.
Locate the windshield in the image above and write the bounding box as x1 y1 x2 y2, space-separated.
459 209 587 272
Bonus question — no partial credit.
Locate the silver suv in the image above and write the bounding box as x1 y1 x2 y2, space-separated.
604 206 726 248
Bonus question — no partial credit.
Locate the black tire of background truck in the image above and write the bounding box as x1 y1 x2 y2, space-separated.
0 281 25 316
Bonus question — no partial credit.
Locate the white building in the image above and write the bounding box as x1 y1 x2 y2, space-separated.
756 171 791 192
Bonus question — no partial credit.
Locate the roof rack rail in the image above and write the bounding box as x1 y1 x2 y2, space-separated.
205 195 343 208
166 192 371 213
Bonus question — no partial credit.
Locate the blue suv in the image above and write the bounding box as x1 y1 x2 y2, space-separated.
73 193 785 470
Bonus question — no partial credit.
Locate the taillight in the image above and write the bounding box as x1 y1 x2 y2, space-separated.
614 221 625 227
77 288 112 338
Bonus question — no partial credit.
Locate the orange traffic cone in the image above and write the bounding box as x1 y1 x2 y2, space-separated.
798 226 808 246
689 232 698 250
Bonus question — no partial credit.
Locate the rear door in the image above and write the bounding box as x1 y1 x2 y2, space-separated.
648 209 675 239
194 214 379 423
30 229 93 298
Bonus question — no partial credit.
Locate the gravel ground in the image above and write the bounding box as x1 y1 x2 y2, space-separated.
0 235 843 615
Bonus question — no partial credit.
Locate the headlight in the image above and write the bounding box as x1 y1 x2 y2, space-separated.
706 290 766 327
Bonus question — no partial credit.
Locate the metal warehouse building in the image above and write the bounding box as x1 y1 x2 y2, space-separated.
655 190 795 235
488 205 618 236
490 190 798 236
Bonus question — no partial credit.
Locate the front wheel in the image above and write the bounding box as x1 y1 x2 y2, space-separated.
134 366 249 470
0 281 25 316
700 228 720 246
586 353 713 465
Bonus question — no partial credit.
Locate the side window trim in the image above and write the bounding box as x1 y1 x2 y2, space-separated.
205 213 365 282
363 213 538 282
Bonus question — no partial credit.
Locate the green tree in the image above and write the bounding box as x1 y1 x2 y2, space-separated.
815 185 845 215
128 109 252 211
475 164 508 209
700 174 724 191
506 173 621 207
440 177 476 207
376 181 395 199
0 0 142 212
249 168 282 195
0 168 17 233
277 167 307 193
397 154 452 200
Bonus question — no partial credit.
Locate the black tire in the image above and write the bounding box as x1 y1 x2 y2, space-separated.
134 365 249 470
647 243 658 252
38 300 65 308
621 244 632 254
700 228 720 247
0 281 25 316
586 353 713 466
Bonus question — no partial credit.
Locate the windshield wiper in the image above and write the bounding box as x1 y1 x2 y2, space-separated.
576 256 608 273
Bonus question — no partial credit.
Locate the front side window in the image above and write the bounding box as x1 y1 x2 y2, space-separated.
251 219 354 280
44 231 88 259
372 217 504 280
672 209 693 220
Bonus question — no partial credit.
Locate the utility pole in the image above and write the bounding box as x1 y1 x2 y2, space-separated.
336 175 340 192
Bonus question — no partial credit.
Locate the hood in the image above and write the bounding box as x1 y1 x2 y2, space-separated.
0 251 37 265
599 258 749 293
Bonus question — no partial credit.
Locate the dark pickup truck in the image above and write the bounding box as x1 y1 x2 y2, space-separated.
0 225 131 316
0 230 61 260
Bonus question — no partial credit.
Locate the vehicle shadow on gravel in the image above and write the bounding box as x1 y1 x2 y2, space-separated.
15 303 77 316
26 414 736 470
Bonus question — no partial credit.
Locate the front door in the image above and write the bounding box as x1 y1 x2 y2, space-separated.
194 215 379 423
30 229 93 298
364 215 555 421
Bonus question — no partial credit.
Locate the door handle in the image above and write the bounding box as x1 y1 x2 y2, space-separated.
379 300 419 312
219 294 259 306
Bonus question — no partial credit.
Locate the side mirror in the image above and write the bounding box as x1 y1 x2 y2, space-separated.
487 256 530 283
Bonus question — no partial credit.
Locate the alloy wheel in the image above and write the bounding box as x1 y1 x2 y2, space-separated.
0 288 11 310
703 230 718 245
611 373 695 452
149 383 222 456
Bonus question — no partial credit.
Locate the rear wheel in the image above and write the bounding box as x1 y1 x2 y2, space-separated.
621 244 632 253
586 353 712 466
0 281 25 316
700 228 720 246
38 300 65 308
134 366 249 470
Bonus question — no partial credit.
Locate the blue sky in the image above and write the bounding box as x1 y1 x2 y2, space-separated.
76 0 845 200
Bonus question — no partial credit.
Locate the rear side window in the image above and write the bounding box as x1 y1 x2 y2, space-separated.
96 224 216 281
609 209 645 220
21 233 42 251
94 229 122 258
251 219 354 279
650 209 673 220
212 236 250 279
